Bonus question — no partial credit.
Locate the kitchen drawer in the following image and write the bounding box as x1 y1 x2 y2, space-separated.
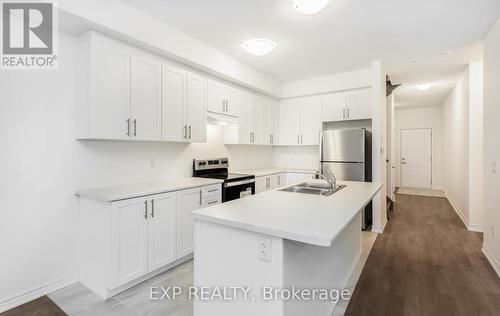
202 184 221 198
202 195 221 207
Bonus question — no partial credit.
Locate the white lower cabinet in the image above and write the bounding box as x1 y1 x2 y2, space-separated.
176 187 202 258
79 184 221 298
255 173 286 194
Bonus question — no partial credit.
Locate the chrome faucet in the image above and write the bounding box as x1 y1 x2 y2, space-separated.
315 170 337 191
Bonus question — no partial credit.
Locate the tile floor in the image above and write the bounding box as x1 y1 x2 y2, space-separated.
49 233 377 316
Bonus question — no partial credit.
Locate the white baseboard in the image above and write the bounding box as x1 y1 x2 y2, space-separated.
468 223 484 233
482 244 500 278
0 273 78 313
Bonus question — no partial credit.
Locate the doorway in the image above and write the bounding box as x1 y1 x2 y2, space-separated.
400 128 432 188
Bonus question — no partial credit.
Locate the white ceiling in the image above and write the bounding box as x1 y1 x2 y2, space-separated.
123 0 500 108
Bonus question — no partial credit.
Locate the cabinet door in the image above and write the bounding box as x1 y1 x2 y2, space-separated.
269 101 279 145
91 39 131 140
299 96 322 145
162 65 188 142
249 96 262 144
270 174 285 188
176 187 202 258
255 177 268 193
261 100 272 145
186 73 207 143
130 55 162 141
322 93 346 122
346 89 372 120
207 80 226 114
225 88 240 117
148 192 177 272
237 94 251 144
111 197 148 287
279 99 301 145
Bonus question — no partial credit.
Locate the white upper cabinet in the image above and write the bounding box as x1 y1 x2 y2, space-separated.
207 80 239 117
346 89 372 120
130 54 162 141
249 96 262 144
279 97 321 145
78 32 131 140
321 89 371 122
322 93 346 122
261 99 279 145
279 99 301 145
186 73 207 143
299 96 322 145
162 64 187 142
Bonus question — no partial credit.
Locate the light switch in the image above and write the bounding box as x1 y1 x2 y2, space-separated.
258 236 272 262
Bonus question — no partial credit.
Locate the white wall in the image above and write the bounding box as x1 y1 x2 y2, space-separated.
441 62 484 232
0 32 273 309
482 18 500 276
443 67 470 225
395 106 444 190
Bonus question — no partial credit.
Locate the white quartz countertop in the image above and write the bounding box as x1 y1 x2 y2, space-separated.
232 167 317 177
76 178 223 202
193 180 382 247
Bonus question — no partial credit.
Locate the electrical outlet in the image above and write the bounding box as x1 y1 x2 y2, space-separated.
258 236 272 262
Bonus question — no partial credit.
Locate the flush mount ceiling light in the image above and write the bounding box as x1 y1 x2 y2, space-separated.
243 38 276 56
416 83 433 91
440 50 453 58
293 0 330 15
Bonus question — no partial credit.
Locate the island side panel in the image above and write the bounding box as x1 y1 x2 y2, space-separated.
283 212 362 316
194 220 285 316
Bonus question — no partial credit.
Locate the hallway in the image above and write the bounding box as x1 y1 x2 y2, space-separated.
346 194 500 315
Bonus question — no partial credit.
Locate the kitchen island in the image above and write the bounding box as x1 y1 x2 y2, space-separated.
192 180 382 316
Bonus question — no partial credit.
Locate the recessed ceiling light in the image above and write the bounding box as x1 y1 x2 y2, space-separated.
243 39 276 56
410 57 419 63
416 83 433 91
293 0 330 15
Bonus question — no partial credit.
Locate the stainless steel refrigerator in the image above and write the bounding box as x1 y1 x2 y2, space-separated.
319 128 372 229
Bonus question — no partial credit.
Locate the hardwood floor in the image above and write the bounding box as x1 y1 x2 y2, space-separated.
1 296 67 316
346 194 500 316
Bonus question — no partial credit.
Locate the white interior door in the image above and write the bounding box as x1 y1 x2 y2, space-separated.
400 128 432 188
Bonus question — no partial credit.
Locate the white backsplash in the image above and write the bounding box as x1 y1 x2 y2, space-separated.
272 145 320 170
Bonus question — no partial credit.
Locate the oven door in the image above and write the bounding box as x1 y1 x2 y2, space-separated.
223 179 255 202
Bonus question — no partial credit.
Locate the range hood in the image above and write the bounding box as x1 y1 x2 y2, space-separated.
207 111 240 126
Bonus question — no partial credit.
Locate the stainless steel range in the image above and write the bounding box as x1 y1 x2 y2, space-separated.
193 158 255 202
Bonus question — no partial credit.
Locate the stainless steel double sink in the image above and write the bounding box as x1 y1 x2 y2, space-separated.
279 182 346 196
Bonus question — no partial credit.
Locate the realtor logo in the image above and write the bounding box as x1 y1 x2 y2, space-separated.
1 0 58 69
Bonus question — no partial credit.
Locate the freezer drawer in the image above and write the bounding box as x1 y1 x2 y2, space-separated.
321 129 365 162
321 162 365 181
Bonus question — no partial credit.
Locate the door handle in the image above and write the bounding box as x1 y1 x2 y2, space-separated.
150 199 154 218
126 119 130 136
133 119 137 136
188 125 192 139
144 200 148 219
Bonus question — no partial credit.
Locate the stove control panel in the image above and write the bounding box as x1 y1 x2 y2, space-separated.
193 158 229 170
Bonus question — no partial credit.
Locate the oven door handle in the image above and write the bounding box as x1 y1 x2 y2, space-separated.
224 179 255 187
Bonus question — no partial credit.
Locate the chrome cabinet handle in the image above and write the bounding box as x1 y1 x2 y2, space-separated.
207 200 218 205
343 108 346 120
144 200 148 219
297 135 300 144
301 134 303 144
208 188 218 193
199 190 202 205
126 119 130 136
151 199 154 217
188 125 192 139
222 100 225 112
183 125 187 139
347 108 350 119
133 119 137 136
